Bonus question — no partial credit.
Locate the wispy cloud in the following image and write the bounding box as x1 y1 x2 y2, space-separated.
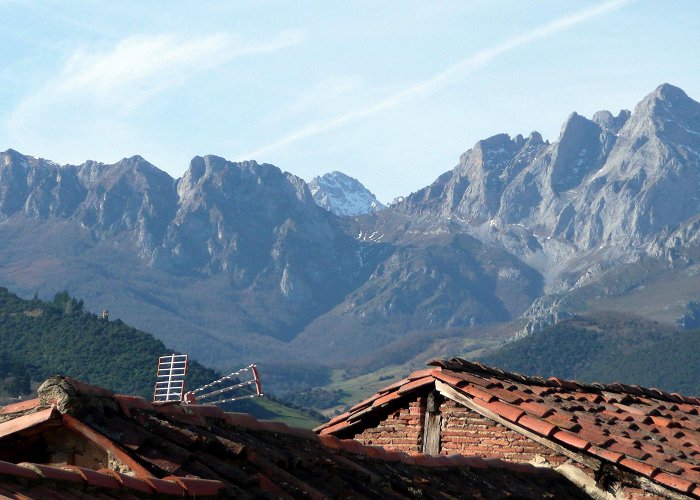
242 0 634 159
263 75 364 126
10 29 305 121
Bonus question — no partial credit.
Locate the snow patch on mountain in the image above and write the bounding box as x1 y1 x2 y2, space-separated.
309 171 385 216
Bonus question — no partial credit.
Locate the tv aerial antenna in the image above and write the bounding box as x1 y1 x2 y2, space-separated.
184 364 263 405
153 354 189 403
152 354 263 406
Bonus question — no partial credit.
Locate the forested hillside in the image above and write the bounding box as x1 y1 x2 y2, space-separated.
480 312 700 395
0 287 323 426
0 287 218 399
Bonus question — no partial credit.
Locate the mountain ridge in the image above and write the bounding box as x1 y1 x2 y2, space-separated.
2 83 700 394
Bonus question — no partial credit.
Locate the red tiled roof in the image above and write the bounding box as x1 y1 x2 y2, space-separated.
315 358 700 498
0 375 589 499
0 460 203 497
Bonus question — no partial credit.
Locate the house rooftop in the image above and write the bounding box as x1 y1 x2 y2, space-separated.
316 358 700 498
0 374 588 498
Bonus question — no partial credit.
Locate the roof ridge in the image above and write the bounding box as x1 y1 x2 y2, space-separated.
429 358 700 405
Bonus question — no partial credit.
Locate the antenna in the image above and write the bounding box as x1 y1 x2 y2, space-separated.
153 354 188 403
184 364 262 405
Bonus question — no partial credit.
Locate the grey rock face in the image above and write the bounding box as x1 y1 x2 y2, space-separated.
309 171 385 216
1 83 698 372
0 151 177 251
391 84 700 335
399 84 700 257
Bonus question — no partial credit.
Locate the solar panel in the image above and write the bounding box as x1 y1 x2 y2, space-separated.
153 354 188 402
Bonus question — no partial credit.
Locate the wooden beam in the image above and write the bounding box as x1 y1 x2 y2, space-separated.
434 380 601 471
422 413 441 455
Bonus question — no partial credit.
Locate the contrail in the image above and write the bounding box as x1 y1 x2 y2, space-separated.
241 0 634 159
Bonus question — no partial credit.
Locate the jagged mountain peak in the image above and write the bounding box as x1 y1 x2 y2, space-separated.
178 155 315 212
591 109 631 133
630 83 700 126
654 82 691 104
526 131 545 146
309 170 385 216
77 154 172 191
399 83 700 254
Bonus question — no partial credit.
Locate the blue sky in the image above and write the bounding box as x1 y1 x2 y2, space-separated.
1 0 698 202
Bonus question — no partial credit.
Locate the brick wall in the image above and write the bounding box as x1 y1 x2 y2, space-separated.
439 399 567 466
349 396 671 497
353 397 426 452
352 395 567 467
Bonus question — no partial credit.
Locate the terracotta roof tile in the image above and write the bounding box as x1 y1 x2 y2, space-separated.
0 399 40 415
185 404 227 420
17 463 83 484
517 415 558 437
488 387 525 405
96 469 154 494
0 460 40 480
441 370 497 388
552 430 591 451
59 465 121 490
462 385 497 403
547 377 580 390
407 368 440 380
142 476 186 496
432 371 466 387
318 419 356 435
588 446 624 464
1 406 61 435
224 412 262 430
619 457 660 478
455 455 489 469
369 391 402 408
58 377 115 399
318 433 342 450
258 421 292 434
62 414 153 478
339 439 366 455
544 412 581 432
653 471 695 494
162 476 224 497
114 395 154 414
396 376 434 395
606 441 651 461
376 378 411 394
316 359 700 497
519 401 555 418
478 400 525 423
363 445 387 460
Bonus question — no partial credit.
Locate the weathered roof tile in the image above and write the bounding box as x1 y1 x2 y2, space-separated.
315 359 700 497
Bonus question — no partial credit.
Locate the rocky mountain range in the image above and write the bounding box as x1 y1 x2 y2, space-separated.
309 171 385 216
1 83 699 393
